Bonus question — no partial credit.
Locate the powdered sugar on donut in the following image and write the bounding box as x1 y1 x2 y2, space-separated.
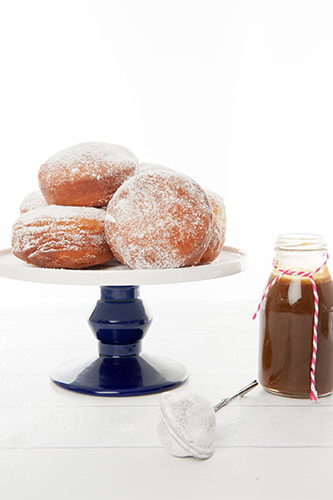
139 162 175 174
17 205 106 224
105 171 213 269
19 190 47 213
38 142 139 207
199 189 226 264
205 189 226 230
41 142 138 184
12 205 112 269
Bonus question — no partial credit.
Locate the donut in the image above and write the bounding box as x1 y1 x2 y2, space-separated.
139 162 175 174
12 205 113 269
20 190 47 214
105 170 213 269
199 189 226 264
38 142 139 207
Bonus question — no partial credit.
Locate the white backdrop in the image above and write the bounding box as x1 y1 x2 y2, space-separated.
1 0 333 305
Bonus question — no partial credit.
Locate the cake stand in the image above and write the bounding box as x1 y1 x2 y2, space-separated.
0 247 246 397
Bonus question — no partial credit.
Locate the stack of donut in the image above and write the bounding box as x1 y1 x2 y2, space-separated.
11 142 226 270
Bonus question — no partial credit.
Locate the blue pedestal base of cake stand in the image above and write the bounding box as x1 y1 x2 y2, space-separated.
50 285 188 396
0 246 247 396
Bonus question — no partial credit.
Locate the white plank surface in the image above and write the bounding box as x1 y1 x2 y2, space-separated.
0 286 332 500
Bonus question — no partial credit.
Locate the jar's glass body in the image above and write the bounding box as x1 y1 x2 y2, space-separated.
258 234 333 398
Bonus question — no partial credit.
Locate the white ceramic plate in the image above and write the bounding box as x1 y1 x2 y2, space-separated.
0 246 247 286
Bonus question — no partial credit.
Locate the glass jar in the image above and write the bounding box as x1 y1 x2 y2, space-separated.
258 234 333 398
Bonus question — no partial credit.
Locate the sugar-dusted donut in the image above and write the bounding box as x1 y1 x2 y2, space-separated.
19 190 47 214
199 189 226 264
105 170 213 269
38 142 139 207
139 162 175 174
12 205 113 269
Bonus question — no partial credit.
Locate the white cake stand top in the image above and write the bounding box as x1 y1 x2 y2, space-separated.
0 246 247 286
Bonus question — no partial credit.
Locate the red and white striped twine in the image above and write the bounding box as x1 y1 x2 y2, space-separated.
253 254 329 402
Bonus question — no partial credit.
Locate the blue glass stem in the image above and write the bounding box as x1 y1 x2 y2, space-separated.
50 285 188 396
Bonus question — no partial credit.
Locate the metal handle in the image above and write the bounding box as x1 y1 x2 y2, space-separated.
213 380 258 413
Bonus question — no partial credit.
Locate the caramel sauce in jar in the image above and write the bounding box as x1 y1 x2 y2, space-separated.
258 234 333 398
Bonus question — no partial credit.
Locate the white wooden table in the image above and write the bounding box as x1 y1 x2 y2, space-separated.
0 283 332 500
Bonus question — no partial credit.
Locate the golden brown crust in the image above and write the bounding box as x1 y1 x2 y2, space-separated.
19 191 47 214
105 171 213 269
12 206 113 269
38 142 139 207
199 190 226 264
